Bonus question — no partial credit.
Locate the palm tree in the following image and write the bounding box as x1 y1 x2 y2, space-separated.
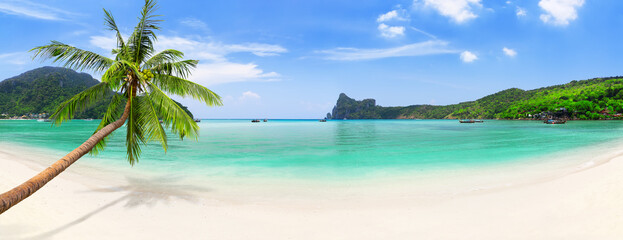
0 0 221 214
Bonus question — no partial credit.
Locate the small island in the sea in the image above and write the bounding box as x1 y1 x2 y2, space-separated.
328 77 623 120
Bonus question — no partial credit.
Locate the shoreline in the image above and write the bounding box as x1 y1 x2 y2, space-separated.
1 141 623 239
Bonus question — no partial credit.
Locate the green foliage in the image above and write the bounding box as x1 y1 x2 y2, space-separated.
0 67 108 118
330 77 623 120
27 0 221 165
491 77 623 120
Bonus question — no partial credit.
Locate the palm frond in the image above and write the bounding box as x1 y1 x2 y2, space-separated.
101 61 127 91
30 41 113 72
103 8 125 49
128 0 161 64
91 94 126 155
126 95 146 165
147 84 199 140
119 60 149 92
102 60 146 91
50 82 112 124
139 93 168 151
149 60 198 79
142 49 184 69
151 74 222 106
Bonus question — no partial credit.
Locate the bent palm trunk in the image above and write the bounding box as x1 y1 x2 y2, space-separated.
0 101 131 214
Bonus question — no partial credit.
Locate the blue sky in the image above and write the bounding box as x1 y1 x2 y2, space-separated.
0 0 621 118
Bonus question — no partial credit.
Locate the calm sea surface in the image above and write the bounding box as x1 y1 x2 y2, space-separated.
1 119 622 179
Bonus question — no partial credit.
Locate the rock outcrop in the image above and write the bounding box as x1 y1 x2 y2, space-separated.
328 93 379 119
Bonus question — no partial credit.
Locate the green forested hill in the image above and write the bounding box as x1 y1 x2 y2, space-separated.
0 67 194 119
0 67 108 118
329 76 623 120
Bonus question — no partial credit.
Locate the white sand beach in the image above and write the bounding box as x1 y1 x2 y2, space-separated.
1 142 623 240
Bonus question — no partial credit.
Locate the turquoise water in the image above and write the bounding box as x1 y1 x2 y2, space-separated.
1 119 623 179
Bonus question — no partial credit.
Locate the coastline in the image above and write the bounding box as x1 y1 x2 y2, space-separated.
1 141 623 239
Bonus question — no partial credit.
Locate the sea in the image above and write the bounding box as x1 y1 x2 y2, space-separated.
1 119 623 181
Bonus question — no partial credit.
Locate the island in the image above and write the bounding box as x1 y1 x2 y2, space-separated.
328 77 623 120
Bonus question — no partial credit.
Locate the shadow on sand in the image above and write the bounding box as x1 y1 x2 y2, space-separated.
22 175 211 240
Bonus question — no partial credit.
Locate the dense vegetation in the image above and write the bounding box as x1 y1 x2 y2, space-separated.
0 67 193 119
329 77 623 120
0 67 107 118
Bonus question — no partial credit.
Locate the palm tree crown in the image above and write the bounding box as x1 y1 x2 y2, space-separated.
0 0 220 215
31 0 222 164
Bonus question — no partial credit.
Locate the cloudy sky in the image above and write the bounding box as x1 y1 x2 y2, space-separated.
0 0 620 118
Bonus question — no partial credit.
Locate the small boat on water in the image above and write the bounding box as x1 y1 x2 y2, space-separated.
194 119 201 123
319 119 327 122
84 118 93 121
459 119 484 123
263 119 268 122
251 119 260 123
544 119 566 124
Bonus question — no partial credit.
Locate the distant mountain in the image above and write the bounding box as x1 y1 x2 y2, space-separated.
328 76 623 120
0 67 106 118
0 67 193 119
330 93 378 119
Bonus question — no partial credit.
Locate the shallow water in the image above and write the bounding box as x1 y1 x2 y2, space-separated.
1 119 622 179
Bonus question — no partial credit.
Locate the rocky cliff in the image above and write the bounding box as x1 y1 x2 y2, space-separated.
329 93 379 119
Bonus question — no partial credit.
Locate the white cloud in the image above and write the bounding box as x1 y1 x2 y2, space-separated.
460 51 477 62
239 91 261 101
90 34 287 59
0 52 30 65
180 18 209 30
378 10 398 22
516 7 527 17
0 0 75 21
539 0 584 26
378 23 405 38
89 36 119 51
410 27 438 39
318 40 457 61
418 0 483 23
151 36 287 58
189 62 280 86
502 47 517 57
377 10 407 22
225 43 288 57
89 34 286 86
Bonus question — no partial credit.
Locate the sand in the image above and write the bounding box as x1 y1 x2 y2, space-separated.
1 142 623 240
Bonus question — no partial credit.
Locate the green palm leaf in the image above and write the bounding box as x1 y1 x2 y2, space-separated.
101 61 127 91
30 41 113 72
148 84 199 140
91 94 126 155
151 74 222 106
50 82 112 124
149 60 198 79
30 0 218 164
141 92 168 151
143 49 184 69
103 8 125 50
128 0 161 64
126 95 146 165
0 0 225 215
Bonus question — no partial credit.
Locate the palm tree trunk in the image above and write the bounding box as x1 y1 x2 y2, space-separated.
0 100 132 214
